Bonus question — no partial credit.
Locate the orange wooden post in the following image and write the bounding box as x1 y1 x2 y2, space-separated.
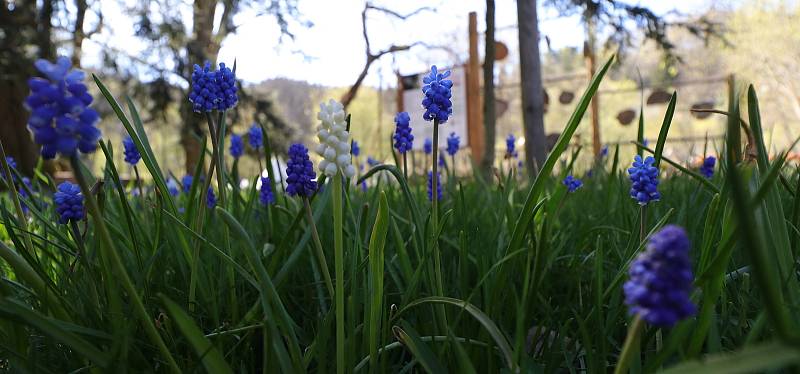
466 12 484 165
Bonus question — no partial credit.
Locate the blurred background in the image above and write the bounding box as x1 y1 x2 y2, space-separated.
1 0 797 179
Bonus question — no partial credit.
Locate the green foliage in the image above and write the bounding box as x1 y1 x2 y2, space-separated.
0 71 799 374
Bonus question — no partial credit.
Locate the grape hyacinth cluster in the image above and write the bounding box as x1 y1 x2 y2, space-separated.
167 178 180 196
424 138 433 155
446 132 460 156
699 156 715 178
367 157 379 167
315 99 355 178
628 155 661 205
421 66 453 123
230 134 244 159
505 134 517 158
181 175 193 193
206 187 217 208
54 181 84 224
247 123 263 150
286 143 317 197
2 157 17 181
351 141 361 157
427 171 442 202
600 145 609 158
259 176 275 206
25 57 101 159
393 112 414 153
562 175 583 193
188 62 238 112
624 225 696 327
123 136 141 165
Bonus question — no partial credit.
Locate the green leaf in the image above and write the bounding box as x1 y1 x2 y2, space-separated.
159 295 233 374
660 341 800 374
367 192 390 371
397 296 513 368
392 323 447 374
653 91 677 168
507 55 614 255
0 298 110 368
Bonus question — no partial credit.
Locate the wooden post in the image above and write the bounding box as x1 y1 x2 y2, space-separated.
466 12 484 165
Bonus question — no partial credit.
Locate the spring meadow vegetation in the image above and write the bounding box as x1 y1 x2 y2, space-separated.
3 2 800 373
1 52 800 373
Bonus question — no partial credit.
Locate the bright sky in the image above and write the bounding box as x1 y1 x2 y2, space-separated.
83 0 724 87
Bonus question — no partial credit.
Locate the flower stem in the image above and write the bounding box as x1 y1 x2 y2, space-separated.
614 315 644 374
303 197 334 298
133 165 144 199
430 119 448 330
402 152 408 181
69 156 180 373
332 171 346 374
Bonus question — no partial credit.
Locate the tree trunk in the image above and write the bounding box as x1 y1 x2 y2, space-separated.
71 0 88 67
479 0 497 176
181 0 221 173
517 0 547 174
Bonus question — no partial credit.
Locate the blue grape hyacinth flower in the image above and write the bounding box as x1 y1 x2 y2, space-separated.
247 123 263 150
351 140 361 157
446 132 460 156
423 138 433 155
188 61 238 112
54 181 84 224
562 175 583 192
505 134 517 158
2 156 17 181
393 112 414 154
259 176 275 206
181 175 193 193
167 178 180 196
601 145 609 158
230 134 244 159
286 143 317 197
367 156 379 167
624 225 696 327
206 187 217 208
122 136 141 165
699 156 715 178
427 171 442 201
25 57 101 159
628 155 660 205
421 66 453 123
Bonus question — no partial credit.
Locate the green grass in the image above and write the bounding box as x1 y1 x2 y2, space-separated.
1 62 799 372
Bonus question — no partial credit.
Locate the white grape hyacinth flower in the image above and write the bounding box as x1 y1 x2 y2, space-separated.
316 99 356 178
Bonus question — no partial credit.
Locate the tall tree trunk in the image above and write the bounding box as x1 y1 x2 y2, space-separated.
479 0 497 176
71 0 88 67
517 0 547 174
181 0 221 173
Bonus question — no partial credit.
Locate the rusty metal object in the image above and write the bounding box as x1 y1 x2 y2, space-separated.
616 109 636 126
558 90 575 104
647 89 671 105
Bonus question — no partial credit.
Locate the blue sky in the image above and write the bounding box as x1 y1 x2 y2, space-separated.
83 0 728 87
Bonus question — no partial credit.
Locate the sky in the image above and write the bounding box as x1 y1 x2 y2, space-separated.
83 0 725 88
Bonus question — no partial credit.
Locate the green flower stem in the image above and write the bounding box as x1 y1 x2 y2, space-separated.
133 165 144 199
205 113 226 205
430 119 447 331
0 142 35 256
303 196 334 298
402 153 408 182
333 171 346 374
614 314 644 374
70 156 180 373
